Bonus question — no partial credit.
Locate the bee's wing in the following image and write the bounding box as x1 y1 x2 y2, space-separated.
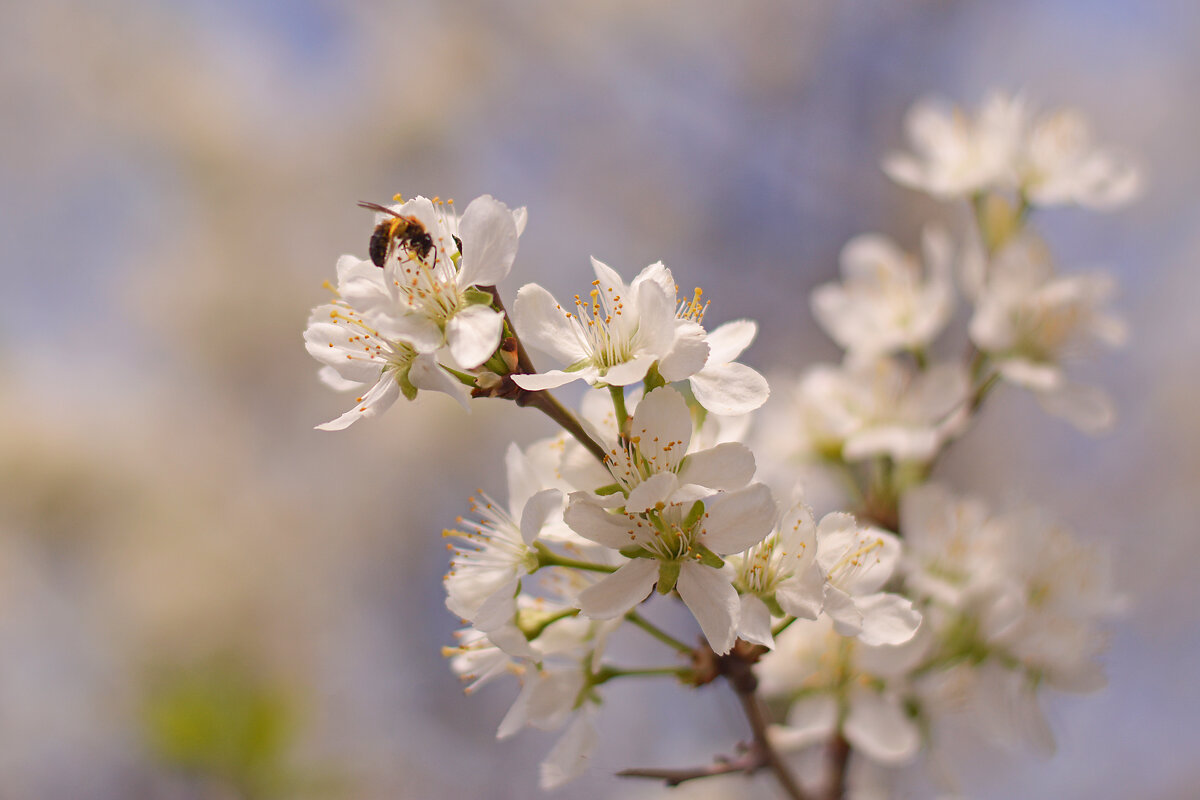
357 201 402 218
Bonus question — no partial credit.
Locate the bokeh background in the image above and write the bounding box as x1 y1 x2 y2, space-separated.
2 0 1197 797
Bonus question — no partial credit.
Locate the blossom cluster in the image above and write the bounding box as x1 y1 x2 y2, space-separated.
303 91 1135 797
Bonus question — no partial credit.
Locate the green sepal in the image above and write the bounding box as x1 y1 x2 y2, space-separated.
398 370 419 401
682 500 706 531
594 483 625 496
619 545 652 559
693 545 725 569
656 561 680 594
463 287 495 307
764 595 785 618
643 363 667 391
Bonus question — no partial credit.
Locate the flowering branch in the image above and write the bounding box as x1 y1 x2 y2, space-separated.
304 90 1137 796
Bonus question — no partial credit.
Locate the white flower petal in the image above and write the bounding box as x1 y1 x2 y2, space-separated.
446 304 504 369
409 355 471 409
577 559 658 619
700 483 776 555
775 565 825 621
539 710 598 790
472 578 520 632
822 586 863 636
658 323 710 382
631 280 676 355
590 257 629 298
512 369 587 391
628 387 693 469
690 362 770 415
497 676 537 739
304 320 386 383
505 441 539 511
374 312 443 352
458 195 519 287
513 283 588 365
601 353 656 386
677 442 756 491
706 320 758 364
563 498 638 550
315 375 400 431
1036 381 1116 433
781 694 839 746
855 592 922 646
843 690 920 764
624 472 679 513
520 489 565 546
676 563 739 654
317 365 365 392
738 593 774 648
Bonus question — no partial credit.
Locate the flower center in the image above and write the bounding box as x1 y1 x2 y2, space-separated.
572 281 632 369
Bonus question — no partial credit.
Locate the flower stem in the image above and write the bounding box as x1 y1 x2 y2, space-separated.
593 665 693 684
524 608 579 641
535 543 617 574
772 615 798 637
625 610 692 654
610 384 630 435
827 734 851 800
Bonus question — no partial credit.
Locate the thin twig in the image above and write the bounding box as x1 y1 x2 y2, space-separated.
826 734 851 800
619 644 811 799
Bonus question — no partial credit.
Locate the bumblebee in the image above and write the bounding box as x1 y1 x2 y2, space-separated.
358 200 435 268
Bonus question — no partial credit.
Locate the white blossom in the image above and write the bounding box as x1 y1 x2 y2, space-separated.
969 236 1126 431
304 194 525 428
730 496 825 648
351 194 522 369
811 228 955 361
900 486 1120 755
303 300 468 430
759 616 929 766
782 359 969 464
584 386 757 507
565 483 777 654
443 442 565 630
883 92 1026 199
688 319 771 415
511 259 706 390
885 91 1141 210
1019 107 1141 209
810 513 921 646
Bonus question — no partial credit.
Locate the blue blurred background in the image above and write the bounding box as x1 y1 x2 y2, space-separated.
1 0 1196 797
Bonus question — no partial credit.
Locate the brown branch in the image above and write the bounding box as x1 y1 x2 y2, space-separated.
618 641 811 799
477 285 609 465
617 747 758 786
482 285 537 375
826 734 851 800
